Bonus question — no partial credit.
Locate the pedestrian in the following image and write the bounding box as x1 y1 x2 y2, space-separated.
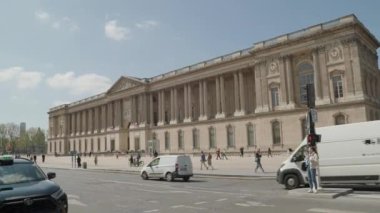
207 152 214 170
136 152 141 166
216 148 221 160
89 151 92 157
33 155 37 163
221 150 228 160
116 153 119 159
94 155 98 166
200 151 208 170
240 147 244 157
153 150 158 158
254 149 265 173
129 155 134 167
42 154 45 163
268 147 272 157
307 146 319 193
77 155 81 168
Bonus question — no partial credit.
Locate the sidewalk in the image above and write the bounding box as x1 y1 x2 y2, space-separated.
35 153 288 178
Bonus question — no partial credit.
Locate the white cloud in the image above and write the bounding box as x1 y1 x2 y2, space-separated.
35 10 79 32
0 67 43 89
135 20 159 30
105 20 131 41
46 72 112 95
35 10 50 22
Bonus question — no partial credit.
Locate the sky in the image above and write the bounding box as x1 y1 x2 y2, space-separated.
0 0 379 130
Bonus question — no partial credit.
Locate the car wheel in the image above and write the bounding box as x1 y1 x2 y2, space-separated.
141 172 149 180
183 176 190 182
284 174 299 190
166 172 173 182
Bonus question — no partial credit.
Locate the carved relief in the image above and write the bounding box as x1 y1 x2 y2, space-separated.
267 59 280 77
294 54 312 66
325 42 344 65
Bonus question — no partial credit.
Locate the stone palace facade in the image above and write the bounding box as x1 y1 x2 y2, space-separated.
48 15 380 155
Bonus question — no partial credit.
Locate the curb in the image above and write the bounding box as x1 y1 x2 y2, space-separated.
40 166 276 179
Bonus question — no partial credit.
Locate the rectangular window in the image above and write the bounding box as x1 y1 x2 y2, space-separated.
332 76 344 98
300 74 314 103
165 132 170 150
104 137 107 151
209 128 216 149
111 139 115 152
97 138 100 152
178 131 184 150
247 125 255 147
227 126 235 148
271 87 279 108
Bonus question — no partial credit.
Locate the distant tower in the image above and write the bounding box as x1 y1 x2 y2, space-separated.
20 122 26 136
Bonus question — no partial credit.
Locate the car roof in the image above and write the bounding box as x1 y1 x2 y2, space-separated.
13 158 34 164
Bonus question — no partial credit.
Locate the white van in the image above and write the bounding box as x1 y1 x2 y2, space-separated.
277 120 380 189
140 155 193 182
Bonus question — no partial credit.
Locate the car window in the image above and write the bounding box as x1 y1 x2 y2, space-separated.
0 163 46 185
150 158 160 166
292 145 307 162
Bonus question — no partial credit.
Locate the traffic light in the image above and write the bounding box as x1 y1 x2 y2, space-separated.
307 133 321 146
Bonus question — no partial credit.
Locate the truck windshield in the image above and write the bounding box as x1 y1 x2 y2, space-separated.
0 163 46 185
292 145 307 162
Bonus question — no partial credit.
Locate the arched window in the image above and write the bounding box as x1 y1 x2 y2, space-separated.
178 130 184 150
271 87 279 108
334 114 346 125
226 125 235 148
246 123 255 147
298 62 314 104
192 128 199 149
271 121 282 145
165 132 170 150
209 127 216 149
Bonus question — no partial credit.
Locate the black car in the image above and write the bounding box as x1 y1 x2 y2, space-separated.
0 155 68 213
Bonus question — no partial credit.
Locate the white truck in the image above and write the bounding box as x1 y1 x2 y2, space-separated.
277 120 380 189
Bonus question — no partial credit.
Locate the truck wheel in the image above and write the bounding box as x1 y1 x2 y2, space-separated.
284 174 299 190
141 172 149 180
166 172 174 182
183 176 190 182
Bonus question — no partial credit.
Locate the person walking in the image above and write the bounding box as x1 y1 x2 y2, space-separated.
200 151 208 170
216 148 221 160
33 155 37 163
94 155 98 166
267 147 272 157
240 147 244 157
42 154 45 163
207 153 214 170
77 155 81 168
254 149 265 173
308 146 319 193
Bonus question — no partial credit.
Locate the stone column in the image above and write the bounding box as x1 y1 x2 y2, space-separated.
233 72 240 115
94 107 98 133
201 80 208 120
285 56 295 106
82 111 86 135
114 100 121 129
174 88 178 122
158 91 164 126
149 93 154 126
215 77 221 115
313 50 322 101
279 57 288 107
170 88 175 124
238 71 246 115
199 81 204 120
88 109 93 134
254 64 263 113
185 84 192 122
342 42 355 97
261 62 269 111
101 105 107 132
71 113 75 136
220 76 226 117
184 84 188 119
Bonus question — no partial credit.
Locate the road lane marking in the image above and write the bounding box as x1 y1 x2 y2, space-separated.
144 209 159 213
216 198 227 202
235 203 250 207
67 194 80 199
171 205 184 208
246 201 274 207
194 201 207 205
68 199 88 207
308 208 366 213
148 200 159 203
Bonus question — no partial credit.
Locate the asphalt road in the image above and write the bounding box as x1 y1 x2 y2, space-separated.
45 168 380 213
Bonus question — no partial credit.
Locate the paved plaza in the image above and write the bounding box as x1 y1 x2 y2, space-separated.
35 152 288 177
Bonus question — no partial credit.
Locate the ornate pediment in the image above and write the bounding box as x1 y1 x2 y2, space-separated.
106 76 145 94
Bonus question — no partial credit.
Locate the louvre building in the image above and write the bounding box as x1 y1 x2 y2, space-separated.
48 15 380 155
